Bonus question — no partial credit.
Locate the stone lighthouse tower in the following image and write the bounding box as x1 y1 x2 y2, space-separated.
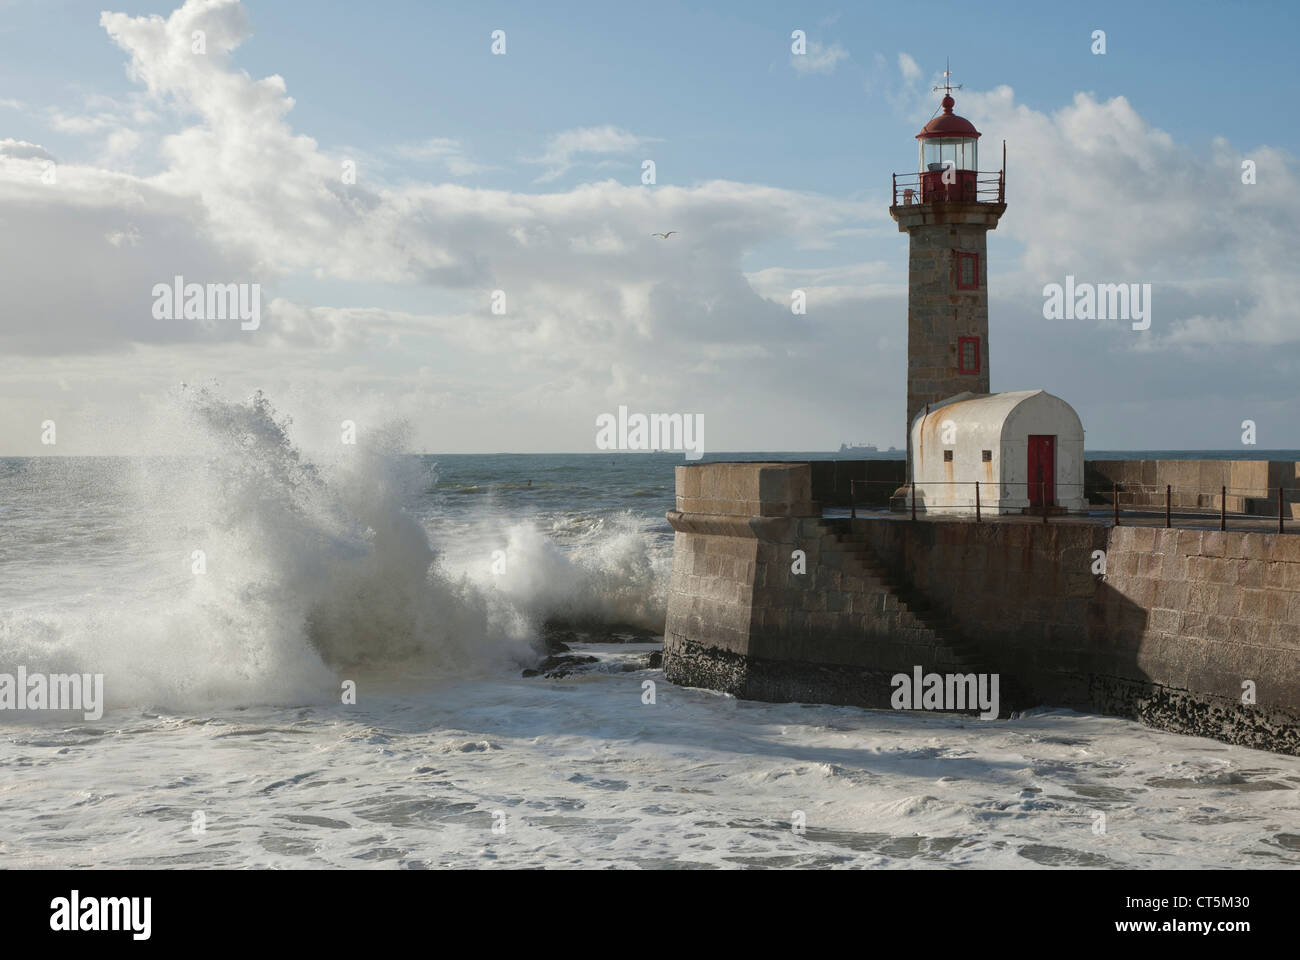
890 73 1005 467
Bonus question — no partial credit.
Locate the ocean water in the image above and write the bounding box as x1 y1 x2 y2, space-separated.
1 392 1298 869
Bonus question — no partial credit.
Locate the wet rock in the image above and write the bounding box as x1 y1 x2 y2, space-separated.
521 654 599 679
540 622 579 653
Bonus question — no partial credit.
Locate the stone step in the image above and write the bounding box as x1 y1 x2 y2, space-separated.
825 525 1033 710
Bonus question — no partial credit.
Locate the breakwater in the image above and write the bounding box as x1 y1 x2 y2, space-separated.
664 461 1300 754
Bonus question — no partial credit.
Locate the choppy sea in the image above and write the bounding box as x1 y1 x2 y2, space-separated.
1 393 1297 868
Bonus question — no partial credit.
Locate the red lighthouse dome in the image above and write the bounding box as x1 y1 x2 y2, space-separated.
917 94 981 142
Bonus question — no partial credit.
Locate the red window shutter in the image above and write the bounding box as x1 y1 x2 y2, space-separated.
956 252 979 290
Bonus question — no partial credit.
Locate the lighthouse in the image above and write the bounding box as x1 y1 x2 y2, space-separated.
890 70 1005 468
889 69 1086 516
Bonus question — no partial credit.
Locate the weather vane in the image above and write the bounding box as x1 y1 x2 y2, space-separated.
933 57 963 96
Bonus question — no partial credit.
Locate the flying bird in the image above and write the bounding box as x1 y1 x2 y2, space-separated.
651 231 677 239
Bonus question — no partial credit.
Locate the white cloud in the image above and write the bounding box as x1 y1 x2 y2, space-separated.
792 40 848 75
105 224 141 247
522 125 655 182
0 3 861 371
0 138 55 162
2 0 1298 456
49 111 121 135
444 154 492 176
392 137 494 176
951 86 1300 346
395 137 461 160
746 261 901 307
101 127 143 166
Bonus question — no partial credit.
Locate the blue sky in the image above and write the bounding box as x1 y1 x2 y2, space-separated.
2 0 1299 454
12 2 1296 188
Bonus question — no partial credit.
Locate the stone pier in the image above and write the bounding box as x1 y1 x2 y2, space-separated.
664 461 1300 755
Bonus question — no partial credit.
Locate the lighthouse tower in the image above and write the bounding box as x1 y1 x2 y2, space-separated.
890 71 1005 468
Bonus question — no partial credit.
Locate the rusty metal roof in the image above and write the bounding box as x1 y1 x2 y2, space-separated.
916 94 981 140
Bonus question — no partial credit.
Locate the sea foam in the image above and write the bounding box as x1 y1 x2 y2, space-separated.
0 387 541 712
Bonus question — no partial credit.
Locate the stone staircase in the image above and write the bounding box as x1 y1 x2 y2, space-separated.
821 518 1032 714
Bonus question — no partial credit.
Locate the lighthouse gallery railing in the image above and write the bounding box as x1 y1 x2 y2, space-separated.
892 168 1005 206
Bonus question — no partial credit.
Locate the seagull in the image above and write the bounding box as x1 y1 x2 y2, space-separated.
651 231 677 239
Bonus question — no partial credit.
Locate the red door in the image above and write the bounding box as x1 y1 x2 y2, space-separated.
1027 435 1055 507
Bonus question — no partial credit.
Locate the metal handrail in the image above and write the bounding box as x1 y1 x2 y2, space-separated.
892 168 1005 205
845 478 1295 532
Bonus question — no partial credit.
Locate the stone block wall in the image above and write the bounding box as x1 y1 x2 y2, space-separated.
1086 459 1300 517
862 519 1300 750
673 461 816 518
809 459 906 508
666 463 979 709
903 222 993 446
1102 527 1300 720
861 518 1105 697
665 461 1300 754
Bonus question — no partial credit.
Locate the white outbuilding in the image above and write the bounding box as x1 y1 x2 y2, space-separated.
903 390 1086 516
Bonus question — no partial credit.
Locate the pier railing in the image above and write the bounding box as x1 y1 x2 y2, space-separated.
846 479 1298 533
891 169 1005 206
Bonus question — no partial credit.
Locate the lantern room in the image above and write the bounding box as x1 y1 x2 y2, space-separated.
916 93 981 202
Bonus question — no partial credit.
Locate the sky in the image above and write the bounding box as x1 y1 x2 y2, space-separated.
1 0 1298 455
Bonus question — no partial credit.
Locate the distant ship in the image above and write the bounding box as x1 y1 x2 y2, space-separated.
838 441 879 453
